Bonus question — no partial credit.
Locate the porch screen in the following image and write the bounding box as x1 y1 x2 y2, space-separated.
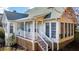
60 23 64 39
68 23 71 36
65 23 67 37
20 22 24 30
45 23 50 37
51 23 56 38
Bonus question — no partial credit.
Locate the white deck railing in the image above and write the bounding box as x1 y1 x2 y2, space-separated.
39 31 54 50
25 32 33 40
16 29 24 37
36 33 48 51
16 29 33 40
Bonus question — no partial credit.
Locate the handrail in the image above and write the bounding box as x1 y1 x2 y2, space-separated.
39 31 54 50
36 32 48 51
37 33 48 46
40 31 52 42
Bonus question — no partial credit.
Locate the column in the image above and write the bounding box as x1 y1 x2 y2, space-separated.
32 21 35 40
49 22 51 39
24 22 25 38
56 22 60 50
32 21 35 51
64 23 65 38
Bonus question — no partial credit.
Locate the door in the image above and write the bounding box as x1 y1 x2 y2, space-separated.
37 21 43 33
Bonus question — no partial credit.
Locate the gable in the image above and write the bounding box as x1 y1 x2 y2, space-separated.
59 7 77 23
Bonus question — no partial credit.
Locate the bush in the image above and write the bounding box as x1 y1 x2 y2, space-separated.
74 32 79 40
0 27 5 39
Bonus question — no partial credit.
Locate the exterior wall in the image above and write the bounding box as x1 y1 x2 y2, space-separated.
16 37 43 51
4 21 16 46
55 7 77 49
16 37 34 51
2 13 12 46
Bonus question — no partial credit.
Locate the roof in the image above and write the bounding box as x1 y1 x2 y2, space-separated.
4 10 28 20
27 7 51 17
50 7 66 18
27 7 66 19
17 7 66 21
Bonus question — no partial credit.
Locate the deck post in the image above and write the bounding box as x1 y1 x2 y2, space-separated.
24 22 25 38
32 21 35 51
57 42 59 51
56 21 60 51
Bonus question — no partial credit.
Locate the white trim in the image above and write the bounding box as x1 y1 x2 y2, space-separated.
57 42 59 51
37 33 48 51
16 36 33 42
56 22 60 42
56 22 60 50
32 21 35 40
49 22 51 38
32 21 35 51
24 22 25 37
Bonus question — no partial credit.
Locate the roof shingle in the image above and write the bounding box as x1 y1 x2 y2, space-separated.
4 10 28 20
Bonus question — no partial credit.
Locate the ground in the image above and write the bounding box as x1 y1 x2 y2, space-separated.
0 44 25 51
59 32 79 51
59 40 79 51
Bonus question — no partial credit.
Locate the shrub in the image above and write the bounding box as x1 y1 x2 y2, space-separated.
0 27 5 39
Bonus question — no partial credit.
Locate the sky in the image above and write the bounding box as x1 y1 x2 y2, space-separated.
7 7 30 13
0 7 33 14
0 7 79 15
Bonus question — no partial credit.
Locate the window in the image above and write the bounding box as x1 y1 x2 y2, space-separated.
71 24 73 35
51 23 56 38
68 23 71 36
60 23 64 39
65 23 67 37
45 23 50 37
10 23 13 33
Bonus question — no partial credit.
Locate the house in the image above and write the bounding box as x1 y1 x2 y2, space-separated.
75 14 79 32
2 10 28 47
0 14 3 26
2 7 77 51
